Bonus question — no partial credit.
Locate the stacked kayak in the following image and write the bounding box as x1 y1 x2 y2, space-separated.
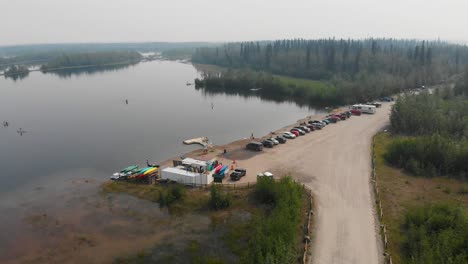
110 165 139 180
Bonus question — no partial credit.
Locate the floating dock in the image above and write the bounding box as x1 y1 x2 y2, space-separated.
183 137 212 148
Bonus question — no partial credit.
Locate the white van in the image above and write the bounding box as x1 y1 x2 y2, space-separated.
352 104 376 114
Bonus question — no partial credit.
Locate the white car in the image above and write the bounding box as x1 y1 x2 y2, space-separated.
257 171 274 178
283 131 296 139
268 137 279 145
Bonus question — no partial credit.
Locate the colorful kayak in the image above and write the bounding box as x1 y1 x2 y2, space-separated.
218 165 228 175
138 167 158 179
214 165 223 173
110 165 139 180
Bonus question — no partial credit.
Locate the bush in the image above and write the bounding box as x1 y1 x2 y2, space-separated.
384 135 468 179
402 204 468 264
240 177 304 264
210 186 231 210
159 184 186 207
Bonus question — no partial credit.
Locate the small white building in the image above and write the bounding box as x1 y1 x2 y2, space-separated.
161 158 214 185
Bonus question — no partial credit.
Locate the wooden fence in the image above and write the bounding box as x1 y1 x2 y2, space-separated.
371 139 393 264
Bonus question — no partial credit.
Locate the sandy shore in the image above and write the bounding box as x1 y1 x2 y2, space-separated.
167 102 393 264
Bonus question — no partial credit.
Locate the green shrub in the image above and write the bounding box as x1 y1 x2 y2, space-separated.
384 135 468 179
240 177 304 264
210 186 231 210
402 204 468 264
159 184 186 207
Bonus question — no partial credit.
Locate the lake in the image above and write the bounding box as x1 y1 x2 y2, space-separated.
0 60 323 262
0 60 320 195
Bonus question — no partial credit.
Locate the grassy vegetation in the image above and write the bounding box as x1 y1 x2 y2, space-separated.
225 177 307 264
105 177 310 264
374 132 468 263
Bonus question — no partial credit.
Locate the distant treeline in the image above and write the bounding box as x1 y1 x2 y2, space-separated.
40 51 142 71
0 42 216 70
193 38 468 104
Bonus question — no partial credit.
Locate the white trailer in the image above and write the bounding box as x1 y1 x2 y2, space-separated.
161 167 213 185
352 104 376 114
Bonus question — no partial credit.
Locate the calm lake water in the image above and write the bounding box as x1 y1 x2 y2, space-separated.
0 60 319 195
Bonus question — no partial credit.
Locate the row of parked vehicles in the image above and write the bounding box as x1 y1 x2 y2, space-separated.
246 108 370 151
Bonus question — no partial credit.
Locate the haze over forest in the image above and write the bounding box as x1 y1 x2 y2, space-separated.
2 0 468 46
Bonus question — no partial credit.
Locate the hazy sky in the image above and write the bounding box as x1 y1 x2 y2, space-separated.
2 0 468 46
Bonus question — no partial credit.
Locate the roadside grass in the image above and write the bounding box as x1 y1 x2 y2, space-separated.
374 132 468 264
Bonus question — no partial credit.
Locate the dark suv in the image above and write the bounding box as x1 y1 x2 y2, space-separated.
246 142 263 151
230 168 247 181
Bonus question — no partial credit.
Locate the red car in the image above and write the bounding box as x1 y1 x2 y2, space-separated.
306 124 316 131
290 130 300 136
332 115 342 121
350 109 361 116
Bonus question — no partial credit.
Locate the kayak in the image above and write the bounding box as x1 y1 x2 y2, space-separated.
138 167 158 179
110 165 139 180
214 165 223 173
218 165 228 175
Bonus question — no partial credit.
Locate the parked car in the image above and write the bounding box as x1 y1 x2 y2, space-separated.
257 171 274 178
321 119 330 125
306 124 316 131
380 97 393 102
344 111 352 118
350 109 361 116
326 117 338 123
294 126 310 133
289 130 300 137
262 140 274 148
230 168 247 181
283 131 296 139
309 120 324 128
291 128 305 135
275 135 287 143
246 142 263 151
266 137 279 145
338 113 347 120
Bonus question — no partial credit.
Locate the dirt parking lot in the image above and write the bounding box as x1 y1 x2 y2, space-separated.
195 103 393 264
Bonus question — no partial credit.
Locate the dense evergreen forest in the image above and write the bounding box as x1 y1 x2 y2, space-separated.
193 39 468 105
40 51 142 71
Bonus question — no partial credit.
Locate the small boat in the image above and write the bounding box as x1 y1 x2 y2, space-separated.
218 165 228 175
110 165 139 180
249 88 262 91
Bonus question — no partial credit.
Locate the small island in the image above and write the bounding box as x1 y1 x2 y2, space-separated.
4 65 30 80
40 51 143 72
